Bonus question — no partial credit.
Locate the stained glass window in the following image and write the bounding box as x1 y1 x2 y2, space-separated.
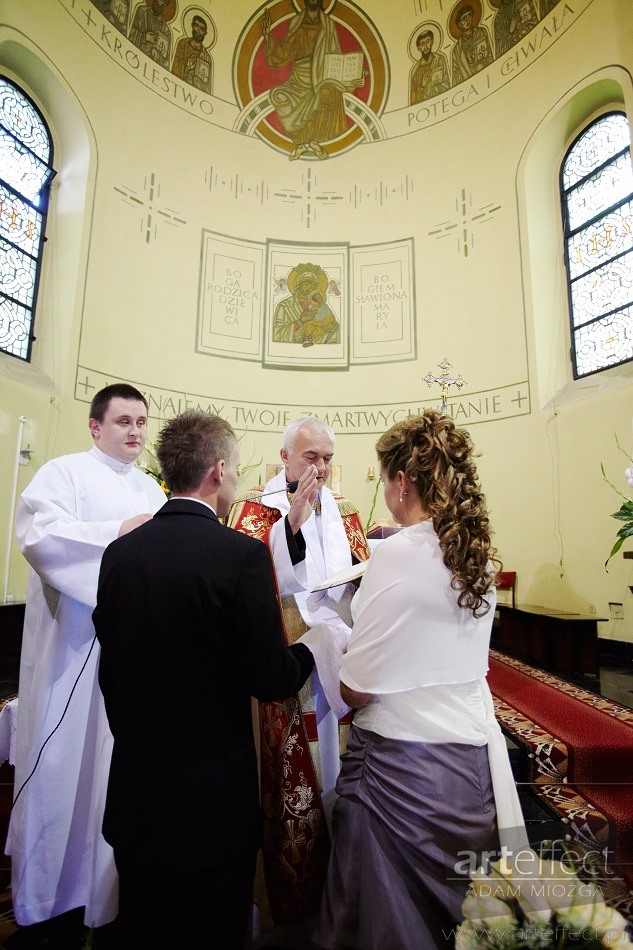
0 78 55 361
561 112 633 379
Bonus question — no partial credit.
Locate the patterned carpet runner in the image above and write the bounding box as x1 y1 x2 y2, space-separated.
488 650 633 919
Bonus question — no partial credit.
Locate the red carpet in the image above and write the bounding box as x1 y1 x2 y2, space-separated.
488 652 633 784
488 651 633 914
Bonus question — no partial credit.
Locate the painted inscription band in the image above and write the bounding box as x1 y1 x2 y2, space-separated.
76 366 531 431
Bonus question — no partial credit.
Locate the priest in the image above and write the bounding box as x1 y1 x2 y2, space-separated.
229 416 370 929
7 383 167 947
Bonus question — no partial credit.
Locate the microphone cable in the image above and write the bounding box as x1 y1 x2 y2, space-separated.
12 633 97 807
229 480 299 508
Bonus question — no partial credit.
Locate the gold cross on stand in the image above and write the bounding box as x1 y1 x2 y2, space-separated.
422 358 467 415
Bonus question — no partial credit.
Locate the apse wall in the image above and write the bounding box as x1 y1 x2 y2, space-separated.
1 0 633 644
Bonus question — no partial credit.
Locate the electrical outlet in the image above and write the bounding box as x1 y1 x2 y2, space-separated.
608 602 624 620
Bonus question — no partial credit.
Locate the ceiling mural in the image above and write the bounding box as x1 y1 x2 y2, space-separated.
234 0 388 160
67 0 585 145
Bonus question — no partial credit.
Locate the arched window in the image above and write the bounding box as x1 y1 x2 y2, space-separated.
561 112 633 379
0 77 55 361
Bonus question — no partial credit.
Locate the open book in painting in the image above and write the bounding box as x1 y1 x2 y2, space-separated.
323 51 364 84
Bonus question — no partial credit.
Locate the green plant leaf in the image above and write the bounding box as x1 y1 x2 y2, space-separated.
615 431 633 465
365 478 381 534
605 535 626 569
602 441 633 570
601 462 630 502
611 501 633 521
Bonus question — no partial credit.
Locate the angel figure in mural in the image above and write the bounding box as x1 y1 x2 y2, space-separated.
492 0 539 57
171 12 214 95
91 0 130 34
129 0 174 70
261 0 366 161
410 29 450 105
450 1 493 86
272 264 341 346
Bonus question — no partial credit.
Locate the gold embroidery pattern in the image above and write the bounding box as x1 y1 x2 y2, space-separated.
335 498 360 517
228 499 282 541
259 697 330 922
231 492 371 924
342 510 372 561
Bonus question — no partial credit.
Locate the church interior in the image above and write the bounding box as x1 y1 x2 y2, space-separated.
1 0 633 946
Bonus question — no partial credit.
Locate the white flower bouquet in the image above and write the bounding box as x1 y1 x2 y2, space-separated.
455 842 632 948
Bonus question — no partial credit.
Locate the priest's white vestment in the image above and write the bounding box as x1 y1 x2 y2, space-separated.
7 447 166 927
265 469 357 821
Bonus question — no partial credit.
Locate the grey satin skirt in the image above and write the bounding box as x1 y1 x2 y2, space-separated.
313 724 498 950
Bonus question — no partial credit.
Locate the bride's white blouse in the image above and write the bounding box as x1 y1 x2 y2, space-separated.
341 521 495 744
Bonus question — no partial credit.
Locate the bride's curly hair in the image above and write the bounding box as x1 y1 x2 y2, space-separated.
376 410 500 617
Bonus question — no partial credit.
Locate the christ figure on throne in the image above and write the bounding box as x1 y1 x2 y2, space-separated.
262 0 365 160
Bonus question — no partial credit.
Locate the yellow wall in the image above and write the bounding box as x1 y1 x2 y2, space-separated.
1 0 633 642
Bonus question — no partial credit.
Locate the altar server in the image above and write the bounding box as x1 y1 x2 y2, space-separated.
8 384 166 946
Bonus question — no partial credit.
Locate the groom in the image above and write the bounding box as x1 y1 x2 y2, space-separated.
94 410 316 947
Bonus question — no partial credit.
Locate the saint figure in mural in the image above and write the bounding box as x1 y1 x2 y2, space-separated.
261 0 365 161
410 30 450 105
450 2 493 85
272 264 341 345
129 0 174 70
91 0 130 34
171 14 214 94
493 0 539 56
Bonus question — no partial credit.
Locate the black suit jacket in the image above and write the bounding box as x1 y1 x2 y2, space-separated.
93 498 314 870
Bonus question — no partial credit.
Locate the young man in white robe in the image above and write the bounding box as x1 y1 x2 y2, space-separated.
7 383 166 948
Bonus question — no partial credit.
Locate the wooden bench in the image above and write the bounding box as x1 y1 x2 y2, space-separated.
495 602 604 677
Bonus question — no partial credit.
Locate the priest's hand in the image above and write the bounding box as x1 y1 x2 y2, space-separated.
118 513 153 537
287 465 319 535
